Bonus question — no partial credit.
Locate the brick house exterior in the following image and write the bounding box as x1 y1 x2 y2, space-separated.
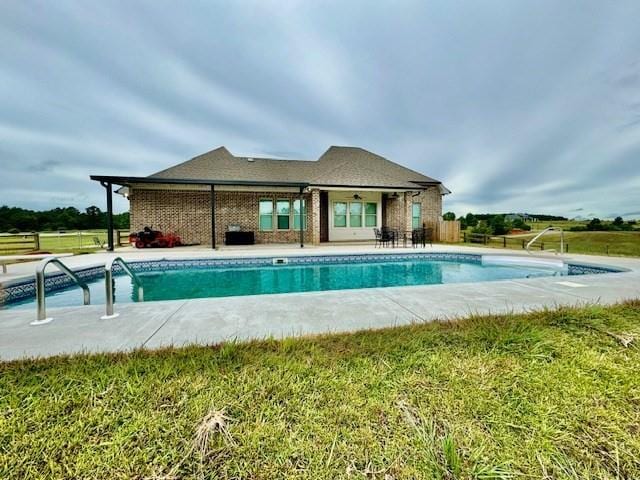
96 146 450 247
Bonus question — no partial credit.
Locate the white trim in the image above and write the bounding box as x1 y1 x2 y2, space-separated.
328 191 381 241
311 186 418 193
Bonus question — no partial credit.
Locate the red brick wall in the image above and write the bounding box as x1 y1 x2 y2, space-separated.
129 188 316 246
129 187 441 246
382 187 442 231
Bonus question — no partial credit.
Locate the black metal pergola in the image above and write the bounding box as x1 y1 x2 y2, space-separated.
90 175 310 251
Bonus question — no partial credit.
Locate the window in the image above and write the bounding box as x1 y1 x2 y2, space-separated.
259 199 273 231
349 202 362 227
333 202 347 227
412 202 422 229
293 199 307 230
276 199 290 230
365 202 377 227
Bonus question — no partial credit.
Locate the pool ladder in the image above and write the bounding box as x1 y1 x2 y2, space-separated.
34 257 90 325
526 227 565 255
33 256 143 324
102 257 144 320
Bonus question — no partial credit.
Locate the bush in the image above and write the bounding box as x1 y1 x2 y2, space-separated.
511 218 531 231
471 222 492 236
489 215 511 235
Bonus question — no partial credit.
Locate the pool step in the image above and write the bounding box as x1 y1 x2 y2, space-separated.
482 255 567 272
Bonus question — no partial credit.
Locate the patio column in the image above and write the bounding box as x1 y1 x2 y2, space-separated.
101 181 114 251
299 186 304 248
310 189 321 245
210 184 216 249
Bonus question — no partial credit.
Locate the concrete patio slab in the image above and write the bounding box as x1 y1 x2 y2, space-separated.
0 301 185 360
143 288 418 349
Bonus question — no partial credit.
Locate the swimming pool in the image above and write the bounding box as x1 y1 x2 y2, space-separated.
1 253 621 310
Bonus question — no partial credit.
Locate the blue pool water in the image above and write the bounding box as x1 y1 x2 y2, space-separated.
4 255 583 310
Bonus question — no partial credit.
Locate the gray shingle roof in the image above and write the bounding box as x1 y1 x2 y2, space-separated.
150 145 446 190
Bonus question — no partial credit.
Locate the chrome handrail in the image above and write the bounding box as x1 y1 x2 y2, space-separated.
102 257 143 319
34 257 90 325
526 227 564 255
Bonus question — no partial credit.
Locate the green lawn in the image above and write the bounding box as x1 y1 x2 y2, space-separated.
0 230 114 255
461 230 640 257
510 231 640 257
527 220 589 232
1 302 639 479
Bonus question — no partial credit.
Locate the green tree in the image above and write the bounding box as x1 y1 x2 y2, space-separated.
511 217 531 231
470 221 492 235
465 213 478 227
489 215 511 235
443 211 456 221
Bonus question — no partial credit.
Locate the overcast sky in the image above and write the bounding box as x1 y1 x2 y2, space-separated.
1 1 639 218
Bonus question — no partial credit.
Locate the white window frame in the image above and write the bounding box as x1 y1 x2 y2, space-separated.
259 198 274 231
276 199 291 231
293 198 307 231
412 202 422 229
333 201 348 228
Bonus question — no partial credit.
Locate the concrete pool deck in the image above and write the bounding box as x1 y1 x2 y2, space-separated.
1 244 639 361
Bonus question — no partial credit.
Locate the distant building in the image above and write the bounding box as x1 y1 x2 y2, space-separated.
506 213 535 222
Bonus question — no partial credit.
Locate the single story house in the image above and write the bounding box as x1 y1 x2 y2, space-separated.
91 146 450 250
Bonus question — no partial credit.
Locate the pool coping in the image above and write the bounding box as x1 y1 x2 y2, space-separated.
0 251 627 306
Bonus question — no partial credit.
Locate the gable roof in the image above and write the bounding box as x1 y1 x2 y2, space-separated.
149 145 448 191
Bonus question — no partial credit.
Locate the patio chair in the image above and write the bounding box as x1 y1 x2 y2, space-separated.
412 227 433 248
382 227 397 247
411 228 424 248
374 228 394 248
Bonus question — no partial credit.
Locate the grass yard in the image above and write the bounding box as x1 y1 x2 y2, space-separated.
460 230 640 257
512 231 640 257
1 302 639 479
0 230 112 255
527 220 590 232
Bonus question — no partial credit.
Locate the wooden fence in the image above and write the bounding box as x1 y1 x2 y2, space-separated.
435 220 461 243
0 231 131 253
461 232 565 252
116 230 130 247
0 233 40 253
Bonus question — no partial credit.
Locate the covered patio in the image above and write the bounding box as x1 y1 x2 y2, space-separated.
90 175 310 251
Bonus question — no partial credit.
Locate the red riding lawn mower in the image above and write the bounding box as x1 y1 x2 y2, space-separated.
129 226 183 248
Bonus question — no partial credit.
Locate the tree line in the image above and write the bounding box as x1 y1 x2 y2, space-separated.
0 205 130 233
442 211 637 235
442 212 539 234
571 217 637 232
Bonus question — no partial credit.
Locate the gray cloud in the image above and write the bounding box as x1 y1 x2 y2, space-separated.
1 0 640 217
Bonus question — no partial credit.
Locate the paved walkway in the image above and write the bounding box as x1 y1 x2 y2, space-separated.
1 245 639 361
